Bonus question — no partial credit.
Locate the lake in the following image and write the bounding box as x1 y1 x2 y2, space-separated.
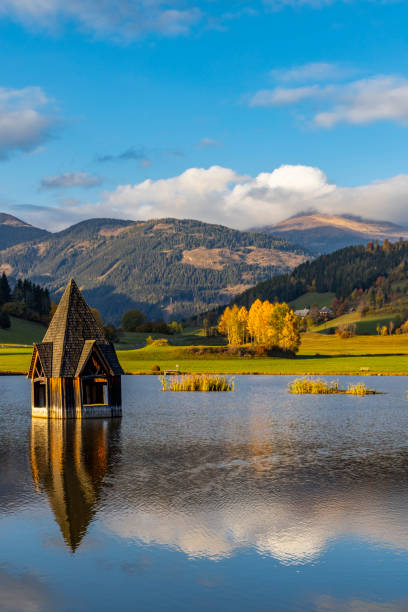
1 375 408 612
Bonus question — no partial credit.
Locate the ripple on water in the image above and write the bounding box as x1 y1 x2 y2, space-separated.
1 375 408 611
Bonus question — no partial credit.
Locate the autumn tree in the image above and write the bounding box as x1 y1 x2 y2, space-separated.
218 306 232 343
218 304 246 346
268 302 291 347
237 306 249 344
279 310 301 353
247 299 263 344
219 299 301 353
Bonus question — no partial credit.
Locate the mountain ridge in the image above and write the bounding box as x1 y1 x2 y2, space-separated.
0 214 311 322
253 213 408 254
0 212 50 251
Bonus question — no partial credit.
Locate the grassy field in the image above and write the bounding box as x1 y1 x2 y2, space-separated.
3 331 408 376
0 347 33 374
290 292 335 310
117 333 408 376
115 327 226 349
314 311 400 335
0 316 46 346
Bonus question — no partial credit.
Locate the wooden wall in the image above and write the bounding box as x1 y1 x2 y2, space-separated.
32 376 122 419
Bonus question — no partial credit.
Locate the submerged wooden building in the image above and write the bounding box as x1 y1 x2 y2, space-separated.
28 279 123 418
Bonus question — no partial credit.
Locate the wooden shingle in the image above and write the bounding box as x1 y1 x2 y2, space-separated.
39 279 124 377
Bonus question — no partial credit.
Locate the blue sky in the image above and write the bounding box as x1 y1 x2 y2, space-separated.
1 0 408 230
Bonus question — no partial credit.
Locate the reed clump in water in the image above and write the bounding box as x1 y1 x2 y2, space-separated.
160 374 234 392
289 377 378 395
346 382 377 395
289 377 340 394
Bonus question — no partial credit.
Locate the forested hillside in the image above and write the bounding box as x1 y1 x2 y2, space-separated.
222 240 408 313
0 213 50 251
0 216 310 322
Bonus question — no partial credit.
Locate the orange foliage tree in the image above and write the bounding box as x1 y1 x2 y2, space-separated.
218 299 301 353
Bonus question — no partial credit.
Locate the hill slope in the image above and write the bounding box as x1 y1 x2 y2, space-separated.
229 240 408 311
254 213 408 254
0 316 46 345
0 213 50 254
0 216 310 322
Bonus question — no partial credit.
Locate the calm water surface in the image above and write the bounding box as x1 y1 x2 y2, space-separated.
1 375 408 612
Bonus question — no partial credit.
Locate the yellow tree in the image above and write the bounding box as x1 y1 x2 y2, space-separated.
267 302 291 347
235 299 302 352
247 299 263 344
238 306 249 344
218 304 242 346
260 300 274 345
218 306 232 343
279 311 301 353
228 304 242 346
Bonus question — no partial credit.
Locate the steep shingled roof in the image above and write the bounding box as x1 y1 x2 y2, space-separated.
30 279 123 378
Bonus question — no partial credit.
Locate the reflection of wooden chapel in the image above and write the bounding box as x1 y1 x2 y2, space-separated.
30 417 121 552
28 279 123 418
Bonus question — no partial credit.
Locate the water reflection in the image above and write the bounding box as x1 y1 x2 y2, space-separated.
25 378 408 563
103 439 408 563
30 418 121 552
0 566 59 612
2 376 408 611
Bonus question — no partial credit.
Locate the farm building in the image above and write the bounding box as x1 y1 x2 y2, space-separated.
28 279 123 418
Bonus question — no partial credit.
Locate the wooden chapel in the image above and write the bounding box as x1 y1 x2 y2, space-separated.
28 279 123 418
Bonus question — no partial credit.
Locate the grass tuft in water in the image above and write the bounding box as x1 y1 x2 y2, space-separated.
160 374 234 392
289 377 378 395
288 377 339 394
346 382 377 395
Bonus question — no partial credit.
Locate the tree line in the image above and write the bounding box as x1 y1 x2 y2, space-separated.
0 272 51 329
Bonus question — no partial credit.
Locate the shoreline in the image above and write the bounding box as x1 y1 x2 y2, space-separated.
125 371 408 376
4 370 408 377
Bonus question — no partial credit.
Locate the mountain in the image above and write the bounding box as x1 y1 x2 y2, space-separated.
0 216 310 322
253 213 408 254
0 213 50 253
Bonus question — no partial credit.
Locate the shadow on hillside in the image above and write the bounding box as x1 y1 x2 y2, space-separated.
82 285 162 324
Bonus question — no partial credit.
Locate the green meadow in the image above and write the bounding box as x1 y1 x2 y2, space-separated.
314 311 399 334
2 323 408 376
117 333 408 376
0 316 46 346
290 292 336 310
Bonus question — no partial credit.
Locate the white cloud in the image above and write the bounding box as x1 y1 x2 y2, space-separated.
103 485 408 563
250 85 320 106
315 76 408 127
40 171 102 189
0 567 58 612
15 163 408 231
104 165 245 223
270 62 350 83
0 86 54 158
0 0 202 40
250 75 408 127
